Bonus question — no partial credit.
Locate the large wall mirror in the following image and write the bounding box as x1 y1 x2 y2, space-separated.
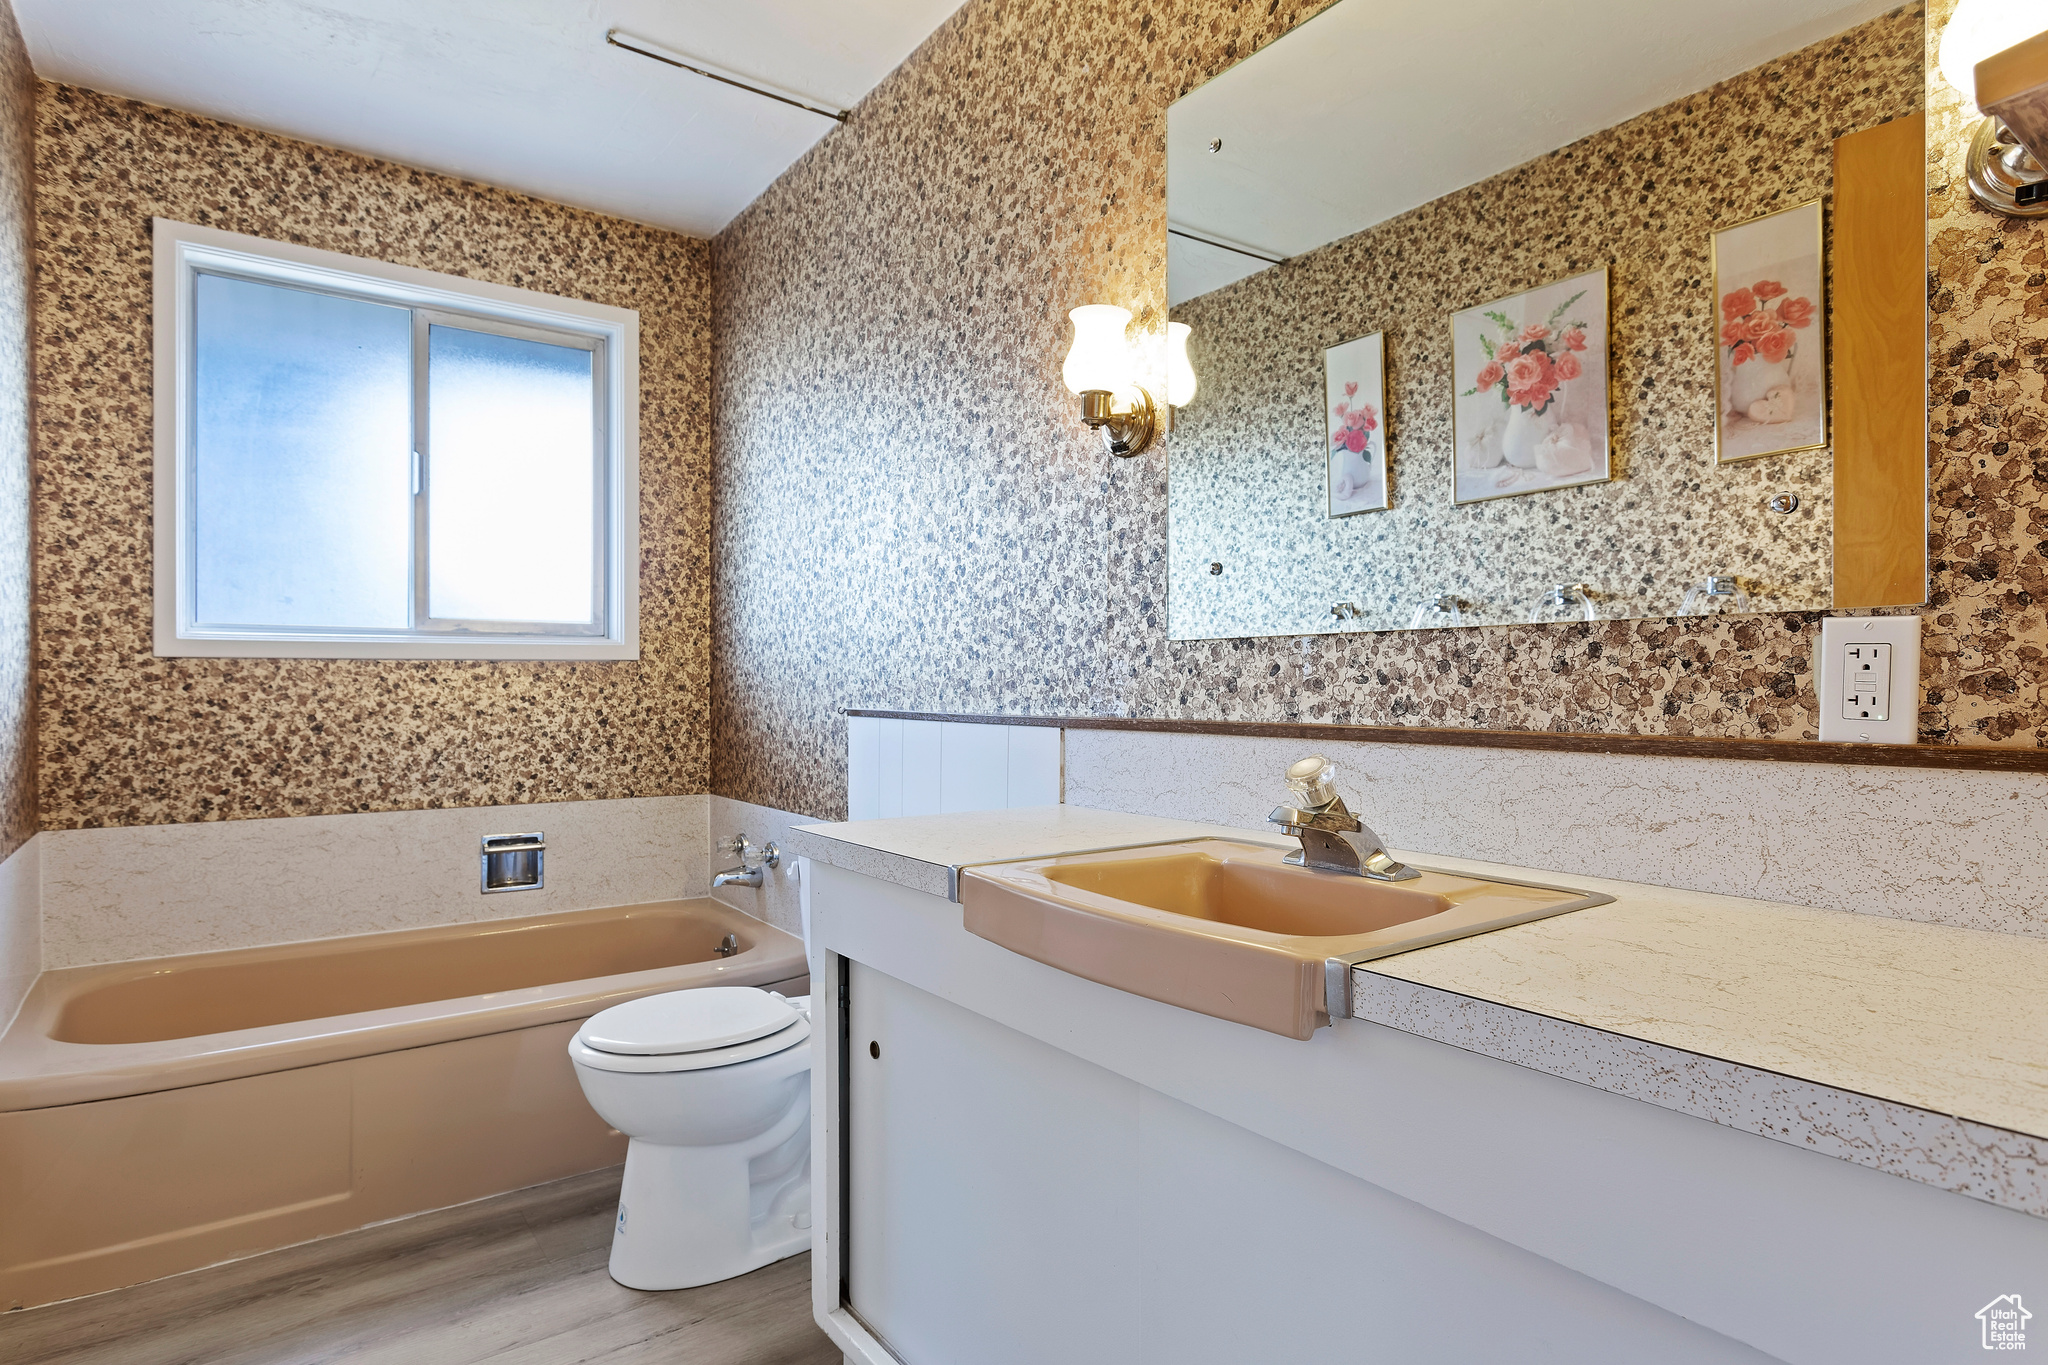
1166 0 1929 641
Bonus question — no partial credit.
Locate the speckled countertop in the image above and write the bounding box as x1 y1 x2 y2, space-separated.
786 805 1288 900
789 806 2048 1218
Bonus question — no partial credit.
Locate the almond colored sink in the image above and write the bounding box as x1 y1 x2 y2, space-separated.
960 840 1610 1040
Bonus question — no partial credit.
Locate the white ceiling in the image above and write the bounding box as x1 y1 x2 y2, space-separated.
1168 0 1906 305
14 0 965 237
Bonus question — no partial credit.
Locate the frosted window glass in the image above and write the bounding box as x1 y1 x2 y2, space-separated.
192 274 413 628
426 325 597 624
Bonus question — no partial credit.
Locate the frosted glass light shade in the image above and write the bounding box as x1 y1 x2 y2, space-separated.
1166 321 1198 406
1942 0 2045 106
1062 304 1133 395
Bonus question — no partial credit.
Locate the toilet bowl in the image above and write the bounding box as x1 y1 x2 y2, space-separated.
568 986 812 1290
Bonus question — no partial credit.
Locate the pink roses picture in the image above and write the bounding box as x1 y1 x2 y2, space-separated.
1721 280 1815 369
1469 315 1588 414
1712 200 1826 463
1451 267 1610 503
1323 331 1388 516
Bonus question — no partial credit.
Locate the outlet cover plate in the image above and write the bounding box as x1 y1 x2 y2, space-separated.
1817 615 1920 744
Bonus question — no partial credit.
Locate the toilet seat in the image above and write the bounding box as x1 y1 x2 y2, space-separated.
569 1017 810 1073
571 987 811 1074
582 986 799 1055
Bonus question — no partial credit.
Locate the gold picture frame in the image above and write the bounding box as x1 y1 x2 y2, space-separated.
1449 266 1612 505
1711 198 1827 465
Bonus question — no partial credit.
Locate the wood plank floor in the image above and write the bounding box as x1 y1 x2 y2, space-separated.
0 1166 842 1365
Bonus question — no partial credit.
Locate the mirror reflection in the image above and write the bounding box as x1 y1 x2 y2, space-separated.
1166 0 1928 640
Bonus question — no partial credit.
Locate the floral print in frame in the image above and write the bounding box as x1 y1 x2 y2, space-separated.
1712 199 1826 464
1324 330 1388 517
1451 267 1611 503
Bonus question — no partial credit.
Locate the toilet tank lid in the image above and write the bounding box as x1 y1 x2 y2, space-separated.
579 986 799 1055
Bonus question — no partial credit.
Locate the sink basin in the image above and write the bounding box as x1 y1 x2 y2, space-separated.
960 840 1610 1040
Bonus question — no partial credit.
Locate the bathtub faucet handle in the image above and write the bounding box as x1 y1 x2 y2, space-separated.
718 833 780 866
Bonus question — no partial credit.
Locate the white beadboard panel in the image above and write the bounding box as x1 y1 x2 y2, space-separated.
848 720 1069 820
848 716 882 823
877 717 906 819
41 794 712 967
0 835 40 1034
1006 725 1062 807
940 722 1010 814
901 720 945 818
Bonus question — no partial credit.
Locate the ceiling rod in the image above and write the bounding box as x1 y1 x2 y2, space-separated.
606 30 849 123
1167 226 1285 264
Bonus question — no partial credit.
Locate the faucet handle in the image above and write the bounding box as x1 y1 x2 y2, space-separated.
719 833 782 871
1285 755 1339 808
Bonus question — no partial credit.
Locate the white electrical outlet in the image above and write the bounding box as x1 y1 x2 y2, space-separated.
1817 616 1919 744
1843 643 1891 720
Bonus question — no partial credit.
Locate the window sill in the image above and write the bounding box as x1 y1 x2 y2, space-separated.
154 633 639 661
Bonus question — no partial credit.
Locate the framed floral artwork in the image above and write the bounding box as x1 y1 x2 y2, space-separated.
1712 200 1825 464
1323 331 1388 517
1451 268 1610 504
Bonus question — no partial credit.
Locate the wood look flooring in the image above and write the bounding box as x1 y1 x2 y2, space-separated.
0 1166 841 1365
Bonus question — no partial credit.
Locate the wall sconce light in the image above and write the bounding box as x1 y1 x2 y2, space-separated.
1940 0 2048 217
1062 305 1157 457
1166 321 1199 407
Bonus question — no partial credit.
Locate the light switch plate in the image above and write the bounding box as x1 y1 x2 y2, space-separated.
1817 615 1919 744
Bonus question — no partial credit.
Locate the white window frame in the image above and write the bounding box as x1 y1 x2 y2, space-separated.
151 218 640 660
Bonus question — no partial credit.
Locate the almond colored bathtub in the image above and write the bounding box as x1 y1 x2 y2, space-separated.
0 898 808 1310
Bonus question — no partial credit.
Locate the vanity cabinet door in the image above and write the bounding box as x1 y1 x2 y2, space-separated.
836 963 1786 1365
844 961 1144 1365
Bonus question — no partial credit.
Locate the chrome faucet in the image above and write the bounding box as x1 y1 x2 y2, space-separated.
711 833 780 890
1268 756 1417 881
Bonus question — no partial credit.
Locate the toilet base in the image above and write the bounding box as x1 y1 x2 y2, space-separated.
607 1104 812 1291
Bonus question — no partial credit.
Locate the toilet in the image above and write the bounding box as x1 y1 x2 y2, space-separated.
568 986 813 1291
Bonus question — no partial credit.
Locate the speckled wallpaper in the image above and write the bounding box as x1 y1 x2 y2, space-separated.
0 6 30 863
1924 0 2048 745
1168 14 1920 639
714 0 2040 821
35 84 712 829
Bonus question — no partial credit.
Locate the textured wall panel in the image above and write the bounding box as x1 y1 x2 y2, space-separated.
0 5 30 861
39 793 711 967
34 84 712 828
712 0 1991 821
712 0 1345 818
1923 0 2048 746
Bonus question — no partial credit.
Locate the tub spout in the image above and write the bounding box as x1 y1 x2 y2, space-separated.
712 834 779 891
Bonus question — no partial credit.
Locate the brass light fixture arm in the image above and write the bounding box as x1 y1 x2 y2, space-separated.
1078 386 1158 458
1966 30 2048 218
1964 115 2048 217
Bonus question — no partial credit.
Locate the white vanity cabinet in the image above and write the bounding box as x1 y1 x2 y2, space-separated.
804 858 2048 1365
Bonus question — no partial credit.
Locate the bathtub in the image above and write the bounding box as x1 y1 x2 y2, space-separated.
0 898 807 1310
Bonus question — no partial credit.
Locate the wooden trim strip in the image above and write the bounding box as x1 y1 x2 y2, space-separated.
1831 112 1928 609
842 709 2048 774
